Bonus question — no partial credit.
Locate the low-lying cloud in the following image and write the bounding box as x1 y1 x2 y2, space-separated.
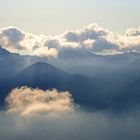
5 86 76 116
0 23 140 57
0 110 140 140
0 86 140 140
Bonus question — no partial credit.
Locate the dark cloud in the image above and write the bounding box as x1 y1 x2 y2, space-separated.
1 27 25 43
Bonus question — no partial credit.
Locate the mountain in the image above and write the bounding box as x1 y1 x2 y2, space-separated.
47 48 140 76
0 47 10 55
112 58 140 110
9 62 70 89
1 59 140 111
0 47 18 81
1 45 140 81
0 62 71 107
61 57 140 111
0 46 49 82
62 74 103 108
1 46 140 111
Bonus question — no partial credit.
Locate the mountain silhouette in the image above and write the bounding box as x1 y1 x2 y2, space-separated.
0 47 10 55
9 62 70 89
1 46 140 111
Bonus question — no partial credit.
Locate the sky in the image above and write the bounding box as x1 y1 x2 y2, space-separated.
0 0 140 35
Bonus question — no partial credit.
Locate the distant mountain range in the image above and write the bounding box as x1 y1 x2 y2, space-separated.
1 46 140 80
1 46 140 111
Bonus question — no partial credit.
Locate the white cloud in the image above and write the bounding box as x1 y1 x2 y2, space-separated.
125 27 140 36
0 27 58 57
1 24 140 56
6 86 76 116
32 47 59 57
82 39 95 49
63 23 109 42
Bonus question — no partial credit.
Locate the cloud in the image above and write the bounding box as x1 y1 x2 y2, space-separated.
0 27 25 51
63 23 109 42
0 86 140 140
0 110 140 140
32 47 58 58
0 27 58 57
60 24 140 54
1 24 140 56
126 27 140 36
5 86 76 116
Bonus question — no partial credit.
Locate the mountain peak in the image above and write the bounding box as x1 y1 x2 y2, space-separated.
21 62 69 77
0 47 10 55
12 61 70 89
33 62 49 66
30 62 55 70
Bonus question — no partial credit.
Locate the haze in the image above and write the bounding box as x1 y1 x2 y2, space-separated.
0 0 140 35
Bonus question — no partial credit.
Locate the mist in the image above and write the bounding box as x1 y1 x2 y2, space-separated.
0 86 139 140
0 110 140 140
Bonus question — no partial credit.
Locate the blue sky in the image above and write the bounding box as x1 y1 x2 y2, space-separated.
0 0 140 35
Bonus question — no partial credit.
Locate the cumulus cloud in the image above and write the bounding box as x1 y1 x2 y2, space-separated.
126 27 140 36
62 23 108 42
60 24 140 54
1 24 140 56
0 27 58 57
5 86 76 116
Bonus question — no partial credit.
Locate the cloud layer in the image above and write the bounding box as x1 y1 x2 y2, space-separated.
6 86 76 116
0 86 140 140
0 111 140 140
0 23 140 57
